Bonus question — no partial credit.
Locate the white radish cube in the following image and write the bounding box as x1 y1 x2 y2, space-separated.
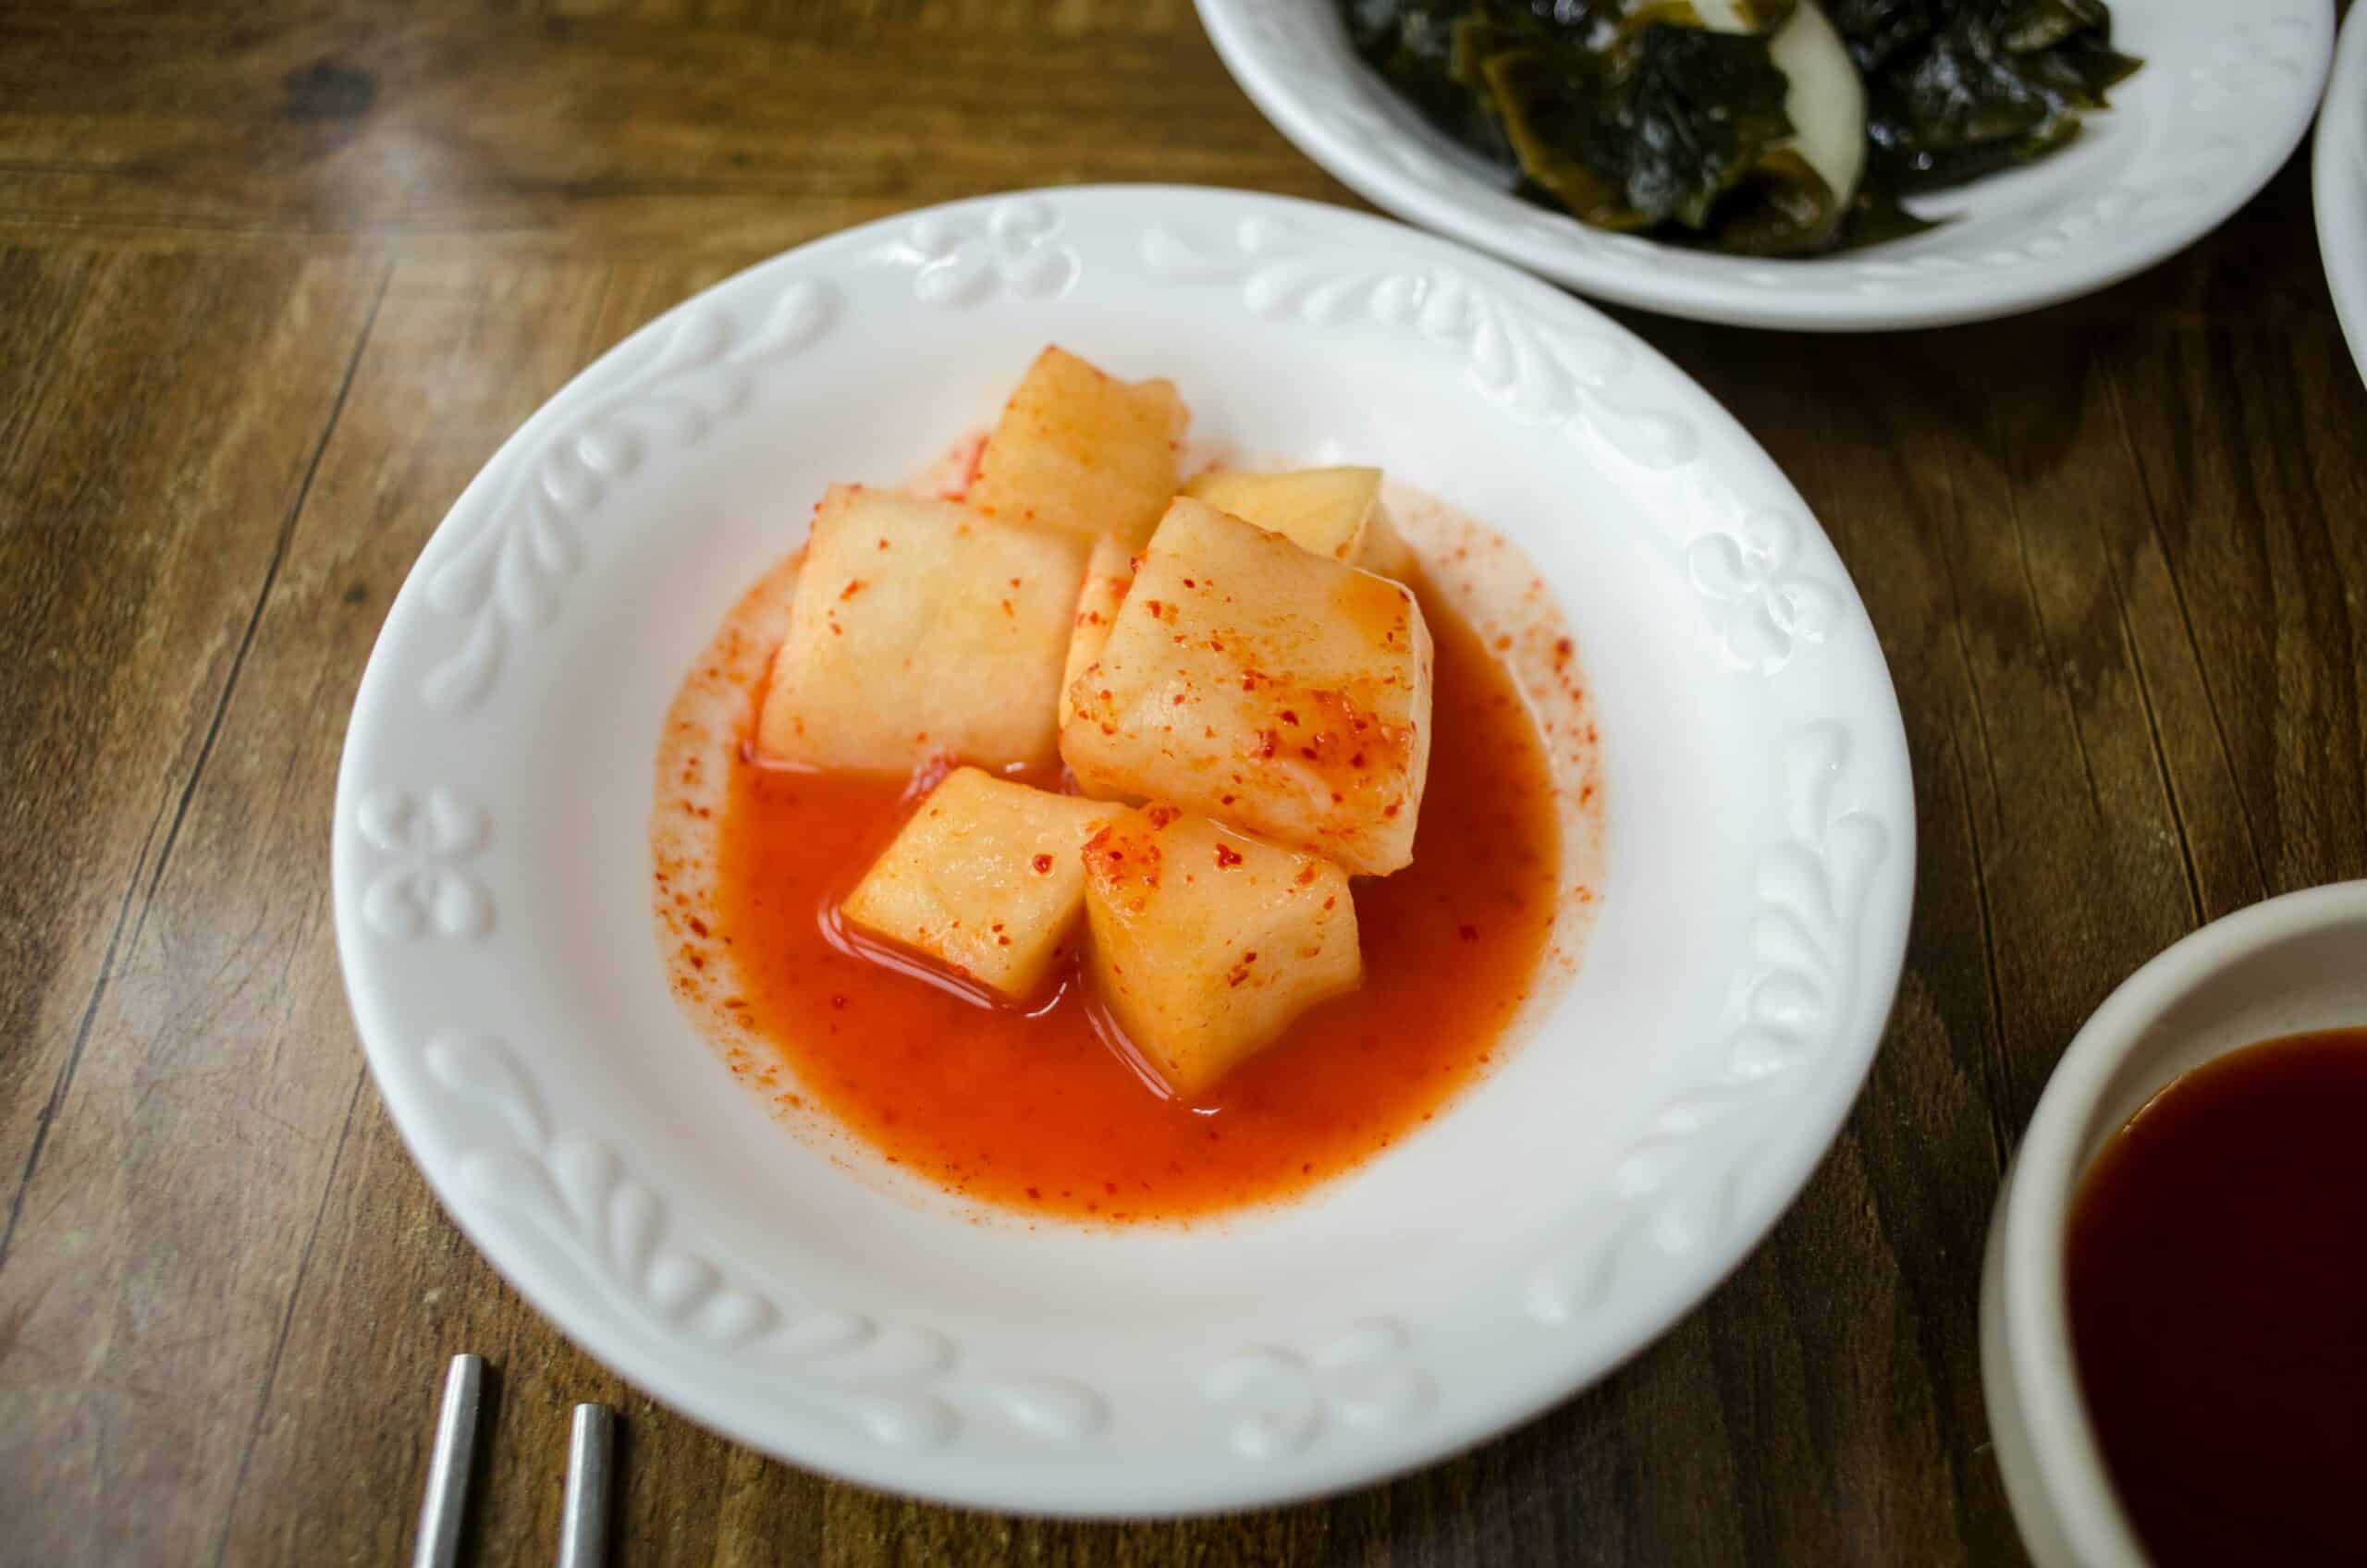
841 766 1122 999
757 484 1086 771
1061 499 1435 876
1082 805 1361 1097
969 346 1187 547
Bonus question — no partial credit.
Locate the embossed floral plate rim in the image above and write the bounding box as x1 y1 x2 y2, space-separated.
2316 4 2367 388
1194 0 2333 331
333 186 1915 1515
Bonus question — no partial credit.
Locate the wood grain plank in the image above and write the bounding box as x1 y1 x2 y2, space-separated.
0 257 624 1568
0 248 383 1245
0 2 1346 254
2105 312 2367 900
0 247 97 470
1847 318 2201 1129
210 256 744 1568
1640 323 2030 1567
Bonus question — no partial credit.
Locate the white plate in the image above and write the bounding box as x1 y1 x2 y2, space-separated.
1196 0 2333 331
333 187 1914 1515
2318 5 2367 386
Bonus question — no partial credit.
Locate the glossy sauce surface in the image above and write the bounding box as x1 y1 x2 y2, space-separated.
2064 1026 2367 1565
713 578 1563 1221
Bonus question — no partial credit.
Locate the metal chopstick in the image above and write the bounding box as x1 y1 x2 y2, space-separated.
411 1354 486 1568
556 1403 615 1568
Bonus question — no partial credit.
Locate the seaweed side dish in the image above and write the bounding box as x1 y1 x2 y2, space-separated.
1341 0 2141 255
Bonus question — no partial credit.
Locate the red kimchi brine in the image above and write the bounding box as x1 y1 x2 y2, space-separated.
653 469 1603 1225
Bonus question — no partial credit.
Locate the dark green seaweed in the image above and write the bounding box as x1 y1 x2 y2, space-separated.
1486 23 1799 230
1337 0 2137 255
1834 0 2139 194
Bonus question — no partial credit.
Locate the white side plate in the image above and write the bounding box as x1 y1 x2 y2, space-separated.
2318 5 2367 387
1196 0 2333 331
333 187 1915 1515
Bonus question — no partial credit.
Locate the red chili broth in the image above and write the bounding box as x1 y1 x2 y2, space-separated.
713 578 1562 1221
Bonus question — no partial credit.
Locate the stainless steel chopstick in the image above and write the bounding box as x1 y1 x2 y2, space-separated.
411 1354 486 1568
556 1403 615 1568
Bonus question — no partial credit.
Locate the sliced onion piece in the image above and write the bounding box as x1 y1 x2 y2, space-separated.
1692 0 1867 213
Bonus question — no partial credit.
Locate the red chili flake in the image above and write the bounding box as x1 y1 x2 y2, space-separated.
1294 864 1318 885
1008 577 1022 588
839 579 866 601
1000 599 1014 617
1383 802 1402 818
1257 730 1280 758
877 537 890 550
1220 793 1236 805
829 995 849 1010
1322 896 1336 911
1215 844 1243 867
1280 709 1300 727
687 917 709 937
1031 853 1054 874
1348 752 1367 769
1183 578 1197 588
1460 925 1479 941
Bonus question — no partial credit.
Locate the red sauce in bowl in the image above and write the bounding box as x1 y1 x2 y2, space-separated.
711 576 1564 1222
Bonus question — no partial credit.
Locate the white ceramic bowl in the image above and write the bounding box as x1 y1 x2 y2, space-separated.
2316 4 2367 386
1195 0 2333 330
1980 881 2367 1567
334 185 1915 1515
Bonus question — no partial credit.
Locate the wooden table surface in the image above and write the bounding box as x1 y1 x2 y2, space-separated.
3 2 2360 1562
